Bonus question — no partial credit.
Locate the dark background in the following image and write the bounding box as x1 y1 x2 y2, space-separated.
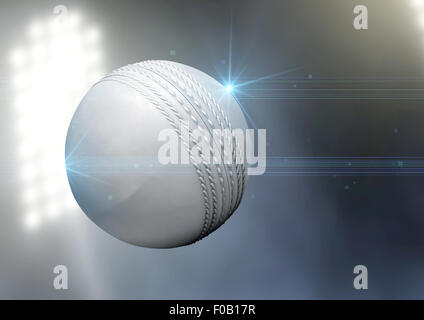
1 0 424 299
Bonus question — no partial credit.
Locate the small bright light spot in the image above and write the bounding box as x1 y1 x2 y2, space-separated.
24 211 41 230
23 188 38 204
226 84 233 92
13 74 28 88
46 202 60 218
29 22 43 38
43 181 57 196
87 50 101 64
69 13 81 28
10 49 25 67
20 164 36 182
86 27 100 43
30 44 46 60
48 17 64 34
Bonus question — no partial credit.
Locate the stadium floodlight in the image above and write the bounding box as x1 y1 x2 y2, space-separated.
10 13 104 230
412 0 424 9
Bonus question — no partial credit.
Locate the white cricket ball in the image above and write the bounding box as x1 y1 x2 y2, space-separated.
65 60 249 248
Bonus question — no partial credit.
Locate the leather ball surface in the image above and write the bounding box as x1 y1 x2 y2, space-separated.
65 60 249 248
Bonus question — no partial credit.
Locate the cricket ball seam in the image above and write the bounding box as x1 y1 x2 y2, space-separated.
153 60 246 218
136 61 234 230
110 66 222 236
98 73 214 240
142 60 239 221
128 61 247 231
109 66 232 238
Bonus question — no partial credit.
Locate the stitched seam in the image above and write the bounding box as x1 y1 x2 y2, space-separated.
110 66 223 238
98 73 212 240
154 61 245 220
138 61 230 231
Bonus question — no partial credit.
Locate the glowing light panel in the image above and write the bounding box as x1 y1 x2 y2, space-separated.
10 13 104 230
